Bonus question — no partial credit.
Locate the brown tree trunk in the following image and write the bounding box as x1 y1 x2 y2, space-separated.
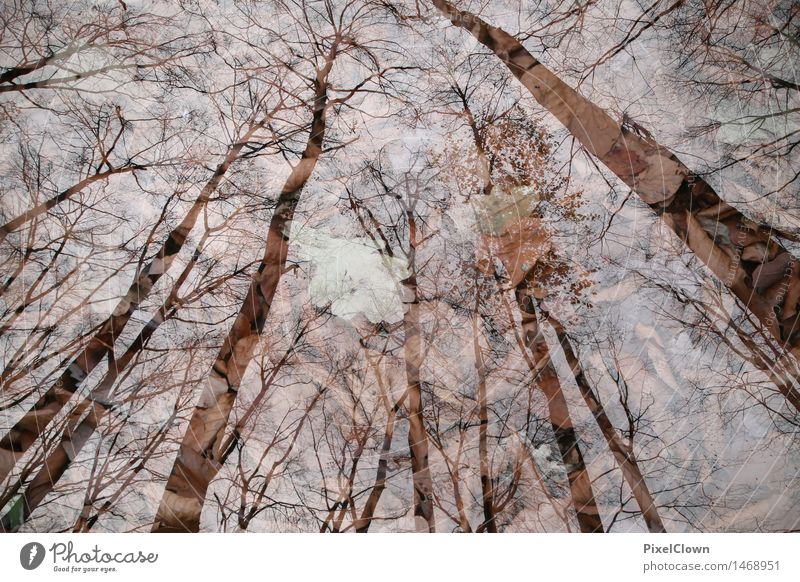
0 226 237 532
541 306 667 533
472 283 497 532
515 276 604 533
401 211 436 533
431 0 800 407
354 354 404 533
0 125 265 483
353 408 396 532
151 53 335 533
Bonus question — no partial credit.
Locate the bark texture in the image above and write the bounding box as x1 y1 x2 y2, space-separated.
0 130 259 483
353 354 403 533
0 227 228 532
151 58 333 533
542 307 666 533
400 211 436 532
473 286 497 532
432 0 800 405
515 274 604 533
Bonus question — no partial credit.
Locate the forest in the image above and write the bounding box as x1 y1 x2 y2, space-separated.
0 0 798 533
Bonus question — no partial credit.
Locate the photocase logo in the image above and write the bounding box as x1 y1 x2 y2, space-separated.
19 542 46 570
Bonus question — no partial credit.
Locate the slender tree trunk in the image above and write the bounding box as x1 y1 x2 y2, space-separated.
0 126 261 483
0 227 233 532
353 408 396 532
431 0 800 403
151 55 335 532
514 276 604 533
478 194 602 530
472 284 497 532
329 438 366 533
400 211 436 533
541 306 666 533
354 355 403 533
449 432 473 533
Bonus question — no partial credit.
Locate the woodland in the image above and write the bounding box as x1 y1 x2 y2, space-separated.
0 0 798 533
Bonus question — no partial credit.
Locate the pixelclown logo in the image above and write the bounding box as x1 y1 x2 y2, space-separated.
20 542 46 570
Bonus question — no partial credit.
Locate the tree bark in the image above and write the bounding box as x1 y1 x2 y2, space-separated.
431 0 800 403
354 353 403 533
0 226 237 532
0 124 263 483
400 211 436 533
515 276 604 533
151 54 334 532
473 283 497 532
541 307 667 533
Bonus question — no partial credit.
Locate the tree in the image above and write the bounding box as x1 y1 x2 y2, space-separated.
1 0 797 535
429 0 800 410
151 0 406 532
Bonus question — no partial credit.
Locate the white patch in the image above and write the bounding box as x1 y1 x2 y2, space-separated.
292 226 408 323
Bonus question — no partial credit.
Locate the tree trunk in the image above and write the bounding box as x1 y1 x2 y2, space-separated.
354 355 403 533
473 283 497 532
0 125 262 483
400 211 436 533
151 55 334 532
431 0 800 406
0 226 232 532
541 307 667 533
515 276 604 533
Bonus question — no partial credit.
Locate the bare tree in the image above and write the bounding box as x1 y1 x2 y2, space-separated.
0 0 796 535
429 0 800 405
0 1 211 95
151 0 406 532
